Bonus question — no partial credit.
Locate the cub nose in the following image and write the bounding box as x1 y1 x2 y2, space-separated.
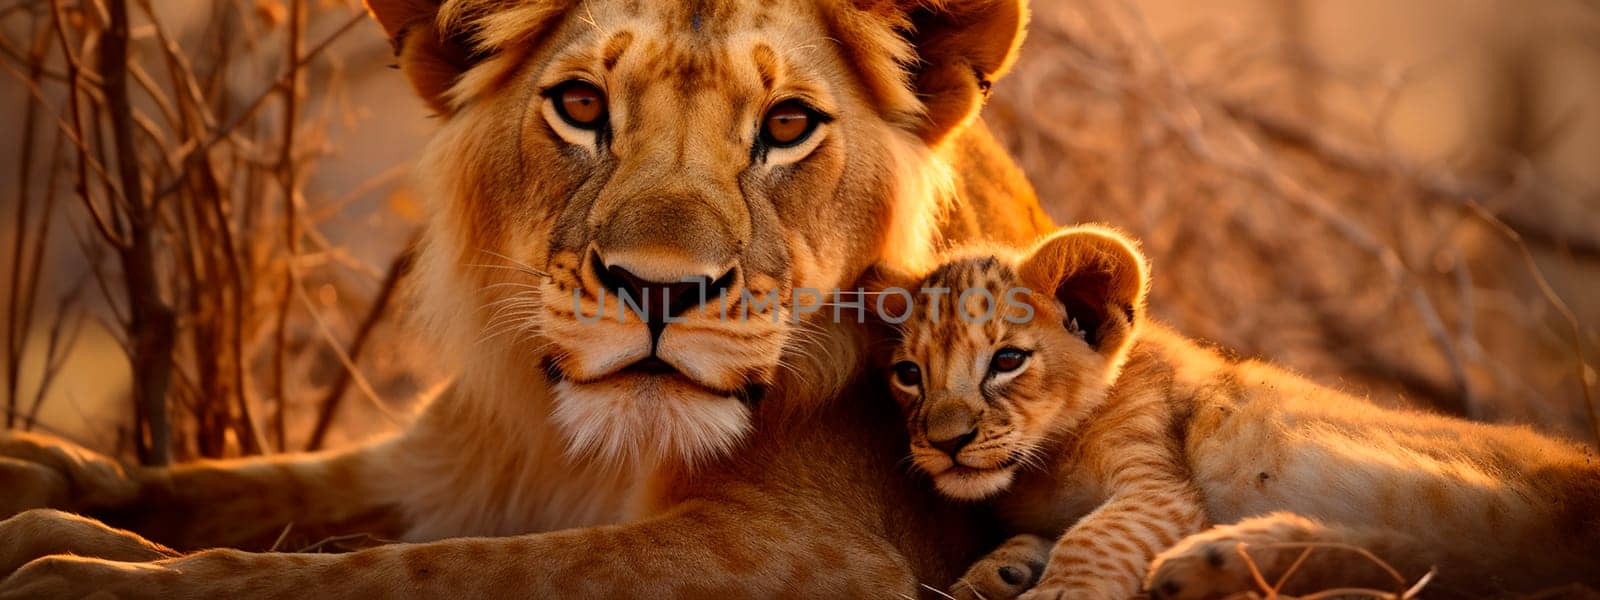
929 429 978 457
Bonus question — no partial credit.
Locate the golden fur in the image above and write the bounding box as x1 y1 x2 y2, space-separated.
0 0 1058 597
880 226 1600 599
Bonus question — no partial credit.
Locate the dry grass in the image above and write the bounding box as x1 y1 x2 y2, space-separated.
914 543 1433 600
1229 542 1433 600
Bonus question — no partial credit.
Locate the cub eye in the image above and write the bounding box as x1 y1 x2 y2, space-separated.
990 348 1029 373
892 361 922 388
547 81 607 129
761 100 822 148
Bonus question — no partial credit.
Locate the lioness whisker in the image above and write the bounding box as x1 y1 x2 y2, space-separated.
465 263 554 279
470 247 555 279
479 281 546 293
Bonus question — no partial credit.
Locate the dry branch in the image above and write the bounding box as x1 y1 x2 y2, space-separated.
102 0 177 465
3 0 407 461
272 0 306 453
5 10 50 430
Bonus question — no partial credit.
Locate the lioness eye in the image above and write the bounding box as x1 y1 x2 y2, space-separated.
892 361 922 388
548 81 607 129
761 100 820 147
990 348 1028 373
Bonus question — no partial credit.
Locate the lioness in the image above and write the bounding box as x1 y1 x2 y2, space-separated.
874 226 1600 599
0 0 1057 597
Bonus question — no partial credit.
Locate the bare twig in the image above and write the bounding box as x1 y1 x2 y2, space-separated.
1221 99 1600 261
1466 203 1599 446
272 0 307 453
268 522 295 552
293 532 393 554
291 278 405 432
102 0 176 465
149 10 368 204
45 0 128 248
6 12 50 429
24 285 88 429
1235 541 1432 599
306 237 417 451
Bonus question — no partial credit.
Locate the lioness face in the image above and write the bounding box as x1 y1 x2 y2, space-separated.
417 1 914 464
378 0 1027 465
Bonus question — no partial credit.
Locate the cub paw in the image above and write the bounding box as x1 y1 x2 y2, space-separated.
1145 515 1317 600
1144 535 1260 600
951 534 1051 600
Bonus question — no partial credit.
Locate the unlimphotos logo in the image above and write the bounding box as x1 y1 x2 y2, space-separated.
573 281 1037 325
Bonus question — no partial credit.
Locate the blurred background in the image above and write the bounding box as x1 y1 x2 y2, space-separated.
0 0 1596 463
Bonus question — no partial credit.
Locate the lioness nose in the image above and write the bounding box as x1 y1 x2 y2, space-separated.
602 264 728 319
929 429 978 457
594 254 735 340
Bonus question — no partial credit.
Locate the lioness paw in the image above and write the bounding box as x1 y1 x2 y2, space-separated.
0 554 171 600
0 431 137 517
0 458 68 516
0 509 175 580
951 534 1050 600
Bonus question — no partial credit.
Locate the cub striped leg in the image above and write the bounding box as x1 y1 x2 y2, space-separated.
1022 490 1206 599
1023 446 1208 600
1145 512 1439 600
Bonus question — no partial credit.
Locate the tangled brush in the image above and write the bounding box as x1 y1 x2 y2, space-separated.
987 0 1599 442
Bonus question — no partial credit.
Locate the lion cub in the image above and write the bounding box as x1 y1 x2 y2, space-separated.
874 226 1600 600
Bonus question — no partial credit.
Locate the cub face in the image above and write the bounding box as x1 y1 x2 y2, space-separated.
879 227 1150 499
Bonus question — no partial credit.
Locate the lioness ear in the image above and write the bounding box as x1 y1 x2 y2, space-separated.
905 0 1028 144
365 0 476 115
824 0 1025 143
1018 226 1148 357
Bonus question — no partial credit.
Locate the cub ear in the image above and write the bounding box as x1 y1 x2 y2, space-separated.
364 0 478 115
1017 226 1148 357
856 263 920 324
905 0 1028 144
855 263 919 367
